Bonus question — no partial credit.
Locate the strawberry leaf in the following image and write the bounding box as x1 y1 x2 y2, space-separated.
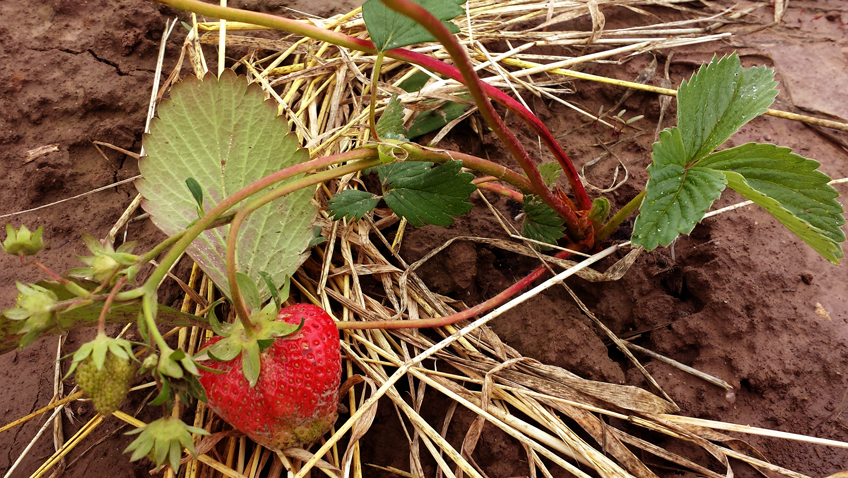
327 190 382 222
138 70 316 302
185 177 204 213
631 128 727 250
521 195 564 248
538 162 561 188
377 94 407 140
408 98 470 140
700 143 845 263
363 0 465 52
378 160 476 227
677 53 778 163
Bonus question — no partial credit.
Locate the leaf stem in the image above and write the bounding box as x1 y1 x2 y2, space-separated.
401 143 533 193
136 148 379 301
226 156 382 328
369 51 386 142
337 247 579 330
595 189 645 242
376 0 584 240
474 180 524 202
148 0 590 222
97 278 127 335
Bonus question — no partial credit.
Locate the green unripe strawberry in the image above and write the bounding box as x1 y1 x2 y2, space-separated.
66 334 137 416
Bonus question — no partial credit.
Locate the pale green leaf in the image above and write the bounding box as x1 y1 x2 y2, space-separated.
538 162 561 188
521 195 564 248
137 70 317 301
408 99 470 140
377 94 406 139
363 0 465 51
379 161 476 227
327 190 381 222
632 128 727 249
678 53 778 163
700 143 845 263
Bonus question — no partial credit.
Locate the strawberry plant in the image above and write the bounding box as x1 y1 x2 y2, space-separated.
1 0 845 475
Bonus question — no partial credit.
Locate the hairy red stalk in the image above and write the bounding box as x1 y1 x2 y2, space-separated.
337 248 576 330
474 180 525 202
98 278 127 335
150 0 591 230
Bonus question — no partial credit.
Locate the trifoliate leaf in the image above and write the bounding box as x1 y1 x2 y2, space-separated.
327 190 381 222
521 195 564 248
700 143 845 263
378 161 476 227
377 94 406 140
138 70 316 302
363 0 465 51
677 53 778 163
538 162 561 188
631 128 727 250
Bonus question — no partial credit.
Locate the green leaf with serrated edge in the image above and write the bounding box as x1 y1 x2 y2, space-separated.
699 143 846 245
521 195 564 248
236 272 260 311
137 70 317 302
538 162 561 188
407 99 470 140
379 161 476 227
377 94 406 139
677 53 778 163
327 190 382 222
185 177 204 210
631 128 727 250
363 0 465 51
723 170 843 264
259 271 281 310
242 341 261 387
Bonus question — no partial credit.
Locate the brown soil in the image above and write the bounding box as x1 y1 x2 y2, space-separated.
2 0 848 477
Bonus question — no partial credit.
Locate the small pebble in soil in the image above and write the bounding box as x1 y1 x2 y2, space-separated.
800 272 814 285
724 390 736 404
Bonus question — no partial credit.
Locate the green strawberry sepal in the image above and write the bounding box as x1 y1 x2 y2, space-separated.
2 224 45 256
124 416 208 473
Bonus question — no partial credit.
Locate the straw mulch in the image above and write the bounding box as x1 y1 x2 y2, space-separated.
15 1 847 478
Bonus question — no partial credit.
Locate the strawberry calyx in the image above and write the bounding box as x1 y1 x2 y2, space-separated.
195 301 303 387
66 233 139 285
124 416 208 473
2 223 45 256
64 332 137 379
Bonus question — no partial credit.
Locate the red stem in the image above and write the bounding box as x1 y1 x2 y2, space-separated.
98 278 127 335
150 0 591 231
337 248 575 330
377 0 584 240
474 180 524 202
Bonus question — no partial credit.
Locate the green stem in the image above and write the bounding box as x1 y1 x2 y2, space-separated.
226 157 382 328
369 51 386 141
595 189 645 242
401 144 533 193
136 212 236 266
142 293 171 354
377 0 584 240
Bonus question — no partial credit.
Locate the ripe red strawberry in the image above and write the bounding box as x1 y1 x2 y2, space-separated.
198 304 341 450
